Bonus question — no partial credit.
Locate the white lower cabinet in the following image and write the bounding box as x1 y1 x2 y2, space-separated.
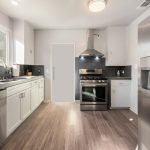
31 78 44 112
7 93 22 136
21 88 31 121
38 78 44 104
111 80 131 108
6 77 44 137
31 81 39 111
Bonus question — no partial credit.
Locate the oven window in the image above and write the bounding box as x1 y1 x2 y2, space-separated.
82 86 106 102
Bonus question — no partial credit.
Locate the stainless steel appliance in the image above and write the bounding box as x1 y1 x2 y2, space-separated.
138 56 150 150
80 69 108 111
0 89 7 147
79 29 104 57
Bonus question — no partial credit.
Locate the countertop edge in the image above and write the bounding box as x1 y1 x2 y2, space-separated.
0 76 44 90
107 77 132 80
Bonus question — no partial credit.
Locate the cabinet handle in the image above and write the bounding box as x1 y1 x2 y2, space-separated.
23 93 25 98
19 93 25 98
120 83 124 85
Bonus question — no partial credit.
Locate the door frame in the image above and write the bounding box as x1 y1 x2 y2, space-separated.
50 43 76 102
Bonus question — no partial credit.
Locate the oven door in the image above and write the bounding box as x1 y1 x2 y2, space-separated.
80 83 108 104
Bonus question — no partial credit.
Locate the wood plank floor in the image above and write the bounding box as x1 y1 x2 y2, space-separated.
1 103 138 150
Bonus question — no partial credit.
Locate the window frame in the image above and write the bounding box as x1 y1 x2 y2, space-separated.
0 27 9 65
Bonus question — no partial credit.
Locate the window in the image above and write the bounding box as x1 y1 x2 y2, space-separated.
0 29 9 65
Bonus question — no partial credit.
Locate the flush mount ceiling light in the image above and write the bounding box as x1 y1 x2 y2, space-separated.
89 0 106 12
11 0 20 6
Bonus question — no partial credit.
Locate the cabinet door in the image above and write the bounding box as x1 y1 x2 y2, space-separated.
7 93 22 136
106 27 126 66
21 88 31 120
111 80 131 108
38 79 44 103
31 82 39 111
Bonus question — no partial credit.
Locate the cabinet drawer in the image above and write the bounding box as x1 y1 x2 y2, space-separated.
111 80 131 87
7 82 31 97
31 80 39 87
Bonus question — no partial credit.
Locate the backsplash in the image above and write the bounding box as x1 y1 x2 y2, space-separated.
75 56 132 100
20 65 44 76
104 66 131 78
78 57 106 69
0 65 44 79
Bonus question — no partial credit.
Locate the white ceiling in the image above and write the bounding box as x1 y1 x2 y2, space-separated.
0 0 149 29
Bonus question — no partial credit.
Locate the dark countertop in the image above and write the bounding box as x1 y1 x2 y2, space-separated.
0 76 44 90
106 77 132 80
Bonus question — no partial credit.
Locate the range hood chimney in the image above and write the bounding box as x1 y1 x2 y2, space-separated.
80 29 104 57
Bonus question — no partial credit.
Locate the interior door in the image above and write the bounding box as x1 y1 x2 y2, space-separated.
52 44 75 102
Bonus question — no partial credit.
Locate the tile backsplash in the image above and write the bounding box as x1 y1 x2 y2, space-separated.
0 65 44 78
20 65 44 76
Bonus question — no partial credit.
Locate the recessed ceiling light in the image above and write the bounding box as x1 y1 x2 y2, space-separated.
80 56 85 60
11 0 19 6
89 0 106 12
129 118 134 122
95 56 100 61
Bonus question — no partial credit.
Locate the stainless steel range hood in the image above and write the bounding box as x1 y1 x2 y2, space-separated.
80 29 104 57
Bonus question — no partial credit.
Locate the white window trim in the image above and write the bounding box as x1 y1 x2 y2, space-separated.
0 26 10 65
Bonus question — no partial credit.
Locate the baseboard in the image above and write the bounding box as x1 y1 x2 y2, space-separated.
43 99 51 103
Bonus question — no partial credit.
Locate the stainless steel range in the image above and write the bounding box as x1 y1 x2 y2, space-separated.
79 69 108 111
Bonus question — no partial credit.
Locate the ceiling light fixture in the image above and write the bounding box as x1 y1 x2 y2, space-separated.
89 0 106 12
11 0 20 6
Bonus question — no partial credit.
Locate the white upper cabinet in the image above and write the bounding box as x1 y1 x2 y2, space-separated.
13 20 34 65
24 22 34 65
106 27 127 66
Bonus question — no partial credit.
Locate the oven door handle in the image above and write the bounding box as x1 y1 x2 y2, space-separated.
81 84 108 87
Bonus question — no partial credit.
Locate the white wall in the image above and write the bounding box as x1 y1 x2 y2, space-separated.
0 12 12 31
94 29 107 56
138 26 150 57
126 8 150 114
34 29 88 102
0 11 13 65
